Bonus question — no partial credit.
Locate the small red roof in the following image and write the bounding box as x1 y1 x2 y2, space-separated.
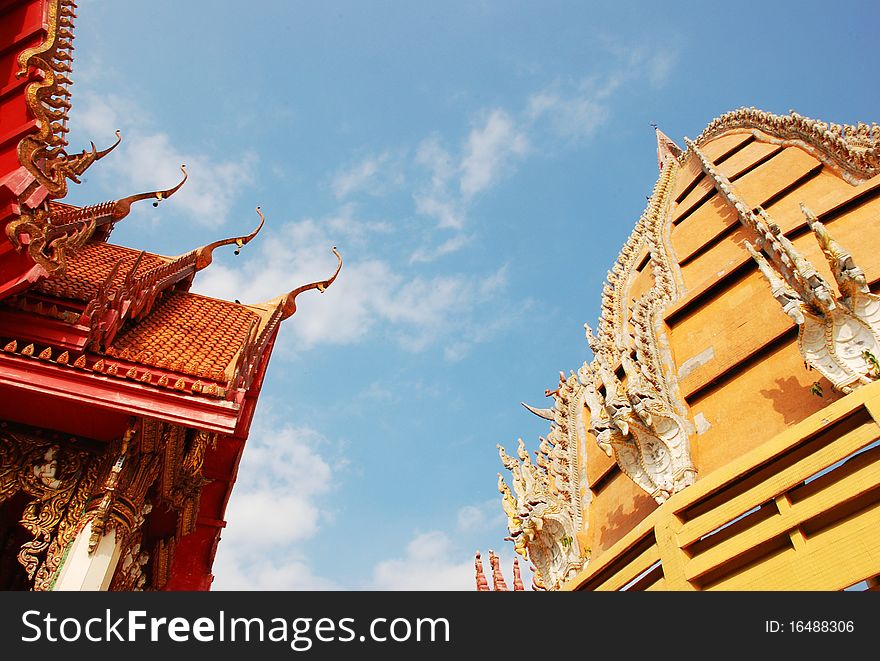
34 242 168 301
105 291 260 383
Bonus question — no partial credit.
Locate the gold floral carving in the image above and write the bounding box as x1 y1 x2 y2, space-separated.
0 428 97 585
152 536 175 590
85 423 161 555
32 458 100 591
107 503 152 592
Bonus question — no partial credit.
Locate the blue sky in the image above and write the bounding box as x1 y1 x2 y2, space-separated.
63 1 877 589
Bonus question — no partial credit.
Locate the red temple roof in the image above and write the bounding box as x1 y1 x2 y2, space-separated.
106 291 260 383
34 242 169 301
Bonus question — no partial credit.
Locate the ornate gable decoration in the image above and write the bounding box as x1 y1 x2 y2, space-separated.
15 0 116 200
583 147 696 503
691 107 880 184
498 136 701 587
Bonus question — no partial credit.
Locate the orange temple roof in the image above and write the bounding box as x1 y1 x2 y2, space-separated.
105 291 261 383
34 242 169 301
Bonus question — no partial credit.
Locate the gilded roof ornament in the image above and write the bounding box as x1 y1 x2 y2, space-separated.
268 247 343 321
474 551 490 591
110 164 188 221
488 550 509 591
193 207 265 270
801 203 868 299
744 242 806 325
498 369 593 590
511 557 525 591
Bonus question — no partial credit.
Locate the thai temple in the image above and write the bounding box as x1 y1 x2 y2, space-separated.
485 108 880 590
0 0 340 590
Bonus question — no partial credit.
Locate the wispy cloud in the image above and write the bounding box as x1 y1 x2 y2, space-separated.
526 85 608 142
331 150 405 199
405 49 678 259
193 213 518 361
408 233 472 264
370 531 475 590
460 109 528 199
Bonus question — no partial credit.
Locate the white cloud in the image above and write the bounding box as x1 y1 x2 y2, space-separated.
212 556 339 591
648 49 677 87
368 500 531 590
412 136 464 232
413 192 464 231
456 499 502 532
409 233 472 264
527 88 607 142
69 91 256 227
459 109 528 199
370 531 475 591
211 421 343 591
193 214 515 360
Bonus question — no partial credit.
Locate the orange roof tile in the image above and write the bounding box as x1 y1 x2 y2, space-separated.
105 291 260 383
35 242 168 301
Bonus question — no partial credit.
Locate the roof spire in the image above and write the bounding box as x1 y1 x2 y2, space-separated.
512 557 525 591
474 551 490 591
193 206 265 270
489 550 509 591
655 126 682 171
267 247 343 321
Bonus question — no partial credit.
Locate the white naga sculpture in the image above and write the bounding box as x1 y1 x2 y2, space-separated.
583 327 696 504
746 204 880 393
498 371 589 591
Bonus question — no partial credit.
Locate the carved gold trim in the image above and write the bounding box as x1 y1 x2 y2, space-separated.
0 428 98 585
15 0 87 199
5 208 96 276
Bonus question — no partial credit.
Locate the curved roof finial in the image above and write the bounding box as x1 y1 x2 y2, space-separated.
110 164 188 220
94 129 122 161
194 206 265 270
271 247 343 320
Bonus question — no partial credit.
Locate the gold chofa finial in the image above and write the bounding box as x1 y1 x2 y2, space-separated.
269 247 343 320
94 130 122 161
111 164 188 221
193 206 266 270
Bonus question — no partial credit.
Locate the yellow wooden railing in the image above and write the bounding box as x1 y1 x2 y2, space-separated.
563 381 880 591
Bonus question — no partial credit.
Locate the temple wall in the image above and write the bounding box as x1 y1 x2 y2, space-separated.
580 130 880 562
